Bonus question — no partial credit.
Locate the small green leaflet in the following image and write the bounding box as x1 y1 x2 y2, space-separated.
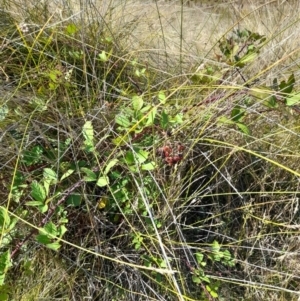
0 207 10 229
146 107 157 126
158 91 166 104
66 23 78 35
141 162 156 171
99 50 108 62
82 121 94 150
81 167 97 182
97 176 109 187
31 181 46 202
286 93 300 106
60 169 75 181
104 159 118 175
43 168 57 181
132 95 143 111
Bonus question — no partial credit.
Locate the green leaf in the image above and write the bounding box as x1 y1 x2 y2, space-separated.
26 201 44 207
43 168 57 181
218 116 234 125
44 222 58 236
0 251 12 285
99 50 108 62
132 95 143 111
60 169 75 181
58 225 67 237
115 114 131 128
237 52 257 66
263 95 278 108
279 73 295 95
67 194 81 207
82 121 94 149
31 181 46 202
66 23 78 35
0 207 10 229
43 179 50 196
112 136 128 146
236 122 250 135
141 162 156 171
211 240 220 252
160 111 169 129
158 91 166 104
38 204 48 213
231 106 244 122
125 151 135 165
36 234 51 245
135 149 148 164
192 275 201 284
206 285 218 298
97 176 109 187
195 252 204 264
46 242 61 251
146 107 157 126
286 93 300 106
200 275 210 283
104 159 118 175
81 167 97 182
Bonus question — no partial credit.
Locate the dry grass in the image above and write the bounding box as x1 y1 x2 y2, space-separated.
1 1 300 301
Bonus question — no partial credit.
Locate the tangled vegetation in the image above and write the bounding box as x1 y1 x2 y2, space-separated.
1 0 300 300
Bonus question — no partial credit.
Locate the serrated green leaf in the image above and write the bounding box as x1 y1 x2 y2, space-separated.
60 169 75 181
132 95 143 111
211 240 220 252
36 234 51 245
31 181 46 202
44 222 58 236
97 176 109 187
0 250 12 285
104 159 118 175
43 168 57 181
82 121 94 148
115 114 131 128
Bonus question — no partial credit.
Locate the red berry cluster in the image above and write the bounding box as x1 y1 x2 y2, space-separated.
157 143 185 165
